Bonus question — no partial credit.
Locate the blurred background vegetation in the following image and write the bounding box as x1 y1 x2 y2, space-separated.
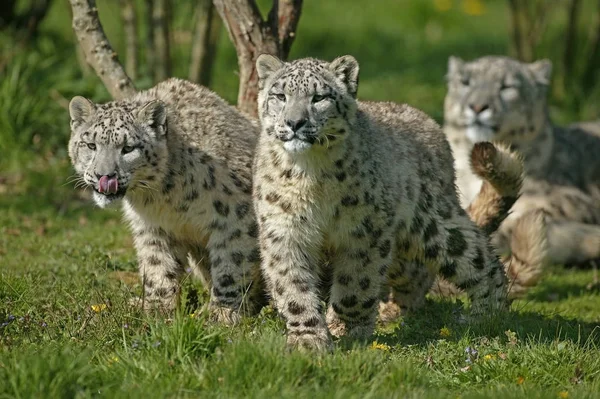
0 0 599 195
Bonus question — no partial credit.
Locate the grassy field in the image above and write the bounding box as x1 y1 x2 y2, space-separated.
2 0 600 398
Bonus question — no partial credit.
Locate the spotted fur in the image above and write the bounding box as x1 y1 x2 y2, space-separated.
253 55 509 351
68 78 264 323
445 55 600 273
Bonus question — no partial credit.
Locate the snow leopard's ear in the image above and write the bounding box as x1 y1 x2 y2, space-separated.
329 55 359 98
137 100 167 135
528 59 552 86
69 96 96 127
447 56 465 78
256 54 284 83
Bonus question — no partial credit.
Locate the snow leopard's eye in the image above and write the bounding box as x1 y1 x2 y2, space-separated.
274 93 286 102
460 76 470 86
122 145 135 154
312 95 327 103
86 143 97 150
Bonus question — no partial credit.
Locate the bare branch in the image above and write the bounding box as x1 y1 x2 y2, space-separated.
189 0 221 86
213 0 302 117
277 0 302 58
213 0 279 116
69 0 136 99
152 0 172 82
119 0 138 80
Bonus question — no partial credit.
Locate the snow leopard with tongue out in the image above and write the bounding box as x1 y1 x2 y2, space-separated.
68 78 264 323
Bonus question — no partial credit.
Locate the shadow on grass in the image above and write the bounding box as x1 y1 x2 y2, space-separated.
360 299 600 351
524 281 596 303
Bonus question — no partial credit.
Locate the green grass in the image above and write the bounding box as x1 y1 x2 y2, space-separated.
2 0 600 397
2 195 600 398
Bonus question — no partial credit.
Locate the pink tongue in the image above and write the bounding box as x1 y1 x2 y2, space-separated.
98 175 118 194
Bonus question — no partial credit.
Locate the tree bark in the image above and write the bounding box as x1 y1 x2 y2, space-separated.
276 0 302 58
507 0 526 60
119 0 138 80
152 0 171 82
189 0 221 86
144 0 155 82
563 0 582 86
583 0 600 91
213 0 303 117
69 0 136 99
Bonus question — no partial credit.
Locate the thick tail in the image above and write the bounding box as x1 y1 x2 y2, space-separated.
431 142 547 299
502 210 547 298
466 142 522 235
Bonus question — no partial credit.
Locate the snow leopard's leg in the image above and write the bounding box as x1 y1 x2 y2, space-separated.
326 238 393 340
133 226 187 312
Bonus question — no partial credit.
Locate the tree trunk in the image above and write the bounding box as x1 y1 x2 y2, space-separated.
563 0 582 87
583 0 600 92
189 0 221 86
119 0 138 80
507 0 526 60
276 0 302 58
213 0 303 117
152 0 171 82
69 0 136 99
144 0 155 82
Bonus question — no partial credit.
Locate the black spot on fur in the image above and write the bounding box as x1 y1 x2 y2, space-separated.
472 247 485 270
213 200 230 217
423 221 439 243
340 295 358 308
247 248 261 263
231 251 245 266
218 275 235 288
288 301 306 315
359 277 370 290
362 297 377 309
304 317 320 327
147 255 161 266
379 239 391 258
439 261 457 278
341 195 359 206
446 228 468 257
337 274 352 286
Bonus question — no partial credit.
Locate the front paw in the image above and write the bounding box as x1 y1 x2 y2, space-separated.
206 303 242 325
128 295 175 315
287 328 333 352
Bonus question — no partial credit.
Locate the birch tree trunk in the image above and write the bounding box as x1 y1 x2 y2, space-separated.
69 0 136 99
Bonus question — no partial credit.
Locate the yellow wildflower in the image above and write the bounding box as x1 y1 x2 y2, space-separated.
433 0 452 12
516 376 525 385
370 341 391 351
483 354 495 361
107 356 119 365
91 303 108 313
439 327 451 337
558 392 569 399
462 0 485 16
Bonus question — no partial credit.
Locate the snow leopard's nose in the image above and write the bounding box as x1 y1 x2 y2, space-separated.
285 118 307 133
469 103 489 114
95 172 117 180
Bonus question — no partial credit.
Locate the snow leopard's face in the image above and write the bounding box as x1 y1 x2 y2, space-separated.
444 55 551 146
256 55 359 154
68 97 168 208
